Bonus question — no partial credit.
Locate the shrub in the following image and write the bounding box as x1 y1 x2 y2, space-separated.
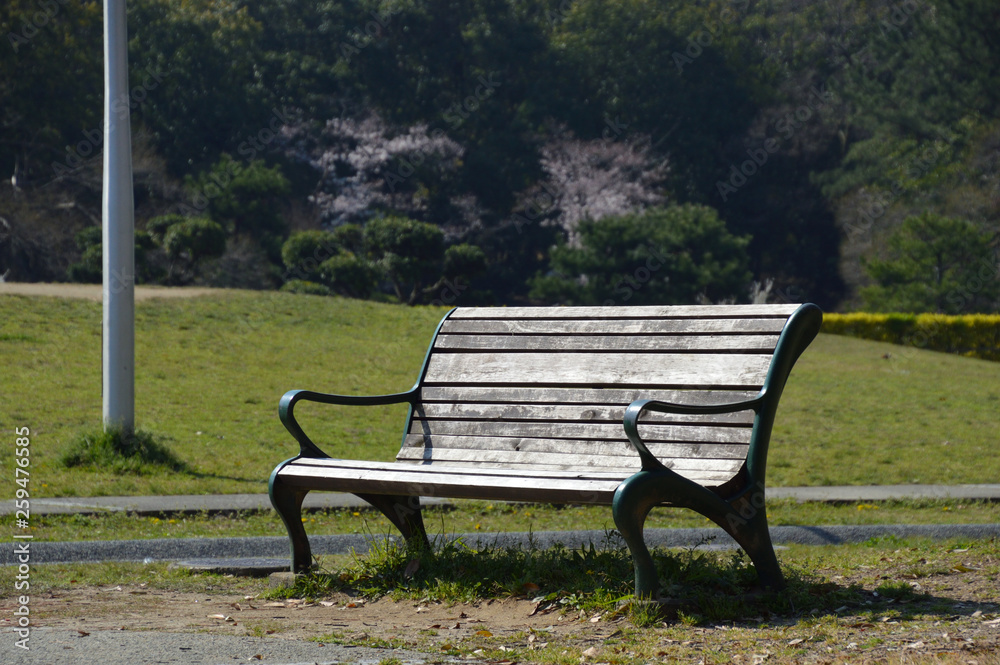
280 279 332 296
162 217 227 262
530 204 751 305
319 251 380 299
60 426 187 475
822 312 1000 361
281 230 338 282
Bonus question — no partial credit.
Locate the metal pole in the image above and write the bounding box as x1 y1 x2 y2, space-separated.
102 0 135 433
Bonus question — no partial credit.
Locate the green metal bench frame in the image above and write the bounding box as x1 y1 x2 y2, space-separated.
269 303 822 598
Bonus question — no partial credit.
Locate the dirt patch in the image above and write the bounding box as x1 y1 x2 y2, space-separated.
0 283 230 301
9 572 1000 664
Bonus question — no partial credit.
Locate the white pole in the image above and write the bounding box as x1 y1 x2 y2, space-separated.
102 0 135 433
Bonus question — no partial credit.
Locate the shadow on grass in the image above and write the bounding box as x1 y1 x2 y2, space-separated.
270 531 996 627
61 426 190 475
59 426 259 483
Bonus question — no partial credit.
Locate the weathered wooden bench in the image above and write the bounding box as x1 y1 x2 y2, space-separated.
269 303 822 597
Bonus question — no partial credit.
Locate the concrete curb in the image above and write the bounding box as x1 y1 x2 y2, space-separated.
6 524 999 567
6 485 999 517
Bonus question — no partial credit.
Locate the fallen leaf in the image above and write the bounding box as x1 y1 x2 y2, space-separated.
904 641 925 649
522 582 540 593
208 614 234 622
983 618 1000 625
247 656 262 661
77 630 90 637
320 601 336 607
230 603 243 611
787 638 804 646
476 630 493 637
582 646 600 658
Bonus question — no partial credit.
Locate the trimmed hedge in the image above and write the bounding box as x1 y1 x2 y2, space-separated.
822 313 1000 361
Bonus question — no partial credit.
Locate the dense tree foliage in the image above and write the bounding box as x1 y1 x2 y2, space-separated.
2 0 998 311
530 205 751 305
861 214 999 314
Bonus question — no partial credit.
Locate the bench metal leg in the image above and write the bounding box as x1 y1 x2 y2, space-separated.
356 493 430 550
718 490 784 591
613 470 668 599
269 482 313 573
614 470 785 597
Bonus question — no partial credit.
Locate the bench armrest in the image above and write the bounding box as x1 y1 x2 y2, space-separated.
623 394 766 471
279 388 419 458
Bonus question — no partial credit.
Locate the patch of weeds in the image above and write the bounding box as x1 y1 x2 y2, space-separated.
874 580 922 602
863 534 907 548
60 425 188 474
244 620 284 637
625 600 663 628
377 658 403 665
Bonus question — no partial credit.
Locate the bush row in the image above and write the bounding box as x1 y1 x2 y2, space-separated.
822 313 1000 361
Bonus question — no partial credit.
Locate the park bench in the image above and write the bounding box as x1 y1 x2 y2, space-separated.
269 303 822 598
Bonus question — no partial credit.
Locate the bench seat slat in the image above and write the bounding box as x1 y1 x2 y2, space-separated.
407 420 753 444
394 446 744 473
414 402 756 426
447 305 800 319
387 463 737 485
424 352 772 389
399 434 748 460
419 387 760 407
433 334 779 353
277 459 733 499
441 319 787 335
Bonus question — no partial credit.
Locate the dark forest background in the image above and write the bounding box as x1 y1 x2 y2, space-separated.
2 0 998 312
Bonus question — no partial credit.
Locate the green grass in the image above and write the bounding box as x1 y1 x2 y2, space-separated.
60 425 188 474
265 535 1000 624
21 498 1000 543
1 291 998 497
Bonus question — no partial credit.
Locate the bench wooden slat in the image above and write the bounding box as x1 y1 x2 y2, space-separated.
413 402 756 426
284 456 629 478
441 318 787 335
433 334 780 353
394 446 745 472
277 459 734 494
419 386 760 407
408 419 753 444
448 304 800 319
424 352 773 389
399 434 748 460
388 463 738 485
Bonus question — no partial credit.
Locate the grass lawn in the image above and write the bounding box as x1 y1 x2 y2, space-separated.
22 497 1000 543
1 536 997 664
2 290 999 497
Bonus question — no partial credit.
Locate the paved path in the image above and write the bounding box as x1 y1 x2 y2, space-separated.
0 627 458 665
0 282 228 300
6 485 998 517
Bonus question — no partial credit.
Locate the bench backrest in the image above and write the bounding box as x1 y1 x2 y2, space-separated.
397 304 819 488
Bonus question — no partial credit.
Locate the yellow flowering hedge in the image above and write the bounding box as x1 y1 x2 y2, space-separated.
822 313 1000 361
